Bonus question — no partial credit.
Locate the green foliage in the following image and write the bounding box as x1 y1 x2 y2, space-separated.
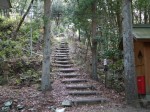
20 21 41 42
10 68 40 86
0 17 17 38
103 49 122 60
0 76 8 85
0 57 42 86
134 0 150 9
0 17 23 60
15 78 21 85
108 73 124 92
19 69 40 85
109 60 124 73
19 20 42 51
0 40 22 60
108 59 124 92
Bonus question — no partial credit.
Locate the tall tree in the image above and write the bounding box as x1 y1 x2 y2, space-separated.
41 0 52 91
122 0 138 106
91 0 98 80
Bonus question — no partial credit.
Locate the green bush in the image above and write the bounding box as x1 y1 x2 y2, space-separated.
0 17 17 38
103 49 122 60
0 40 22 60
0 76 8 85
108 60 124 92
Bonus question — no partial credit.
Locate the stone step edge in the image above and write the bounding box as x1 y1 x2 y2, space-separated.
62 79 87 83
59 74 80 77
51 55 69 56
71 98 109 105
52 64 73 67
54 53 69 55
55 49 69 51
54 69 78 73
53 62 73 65
66 85 95 89
61 98 108 107
68 91 98 95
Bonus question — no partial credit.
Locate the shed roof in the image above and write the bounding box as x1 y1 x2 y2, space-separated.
133 24 150 40
0 0 11 9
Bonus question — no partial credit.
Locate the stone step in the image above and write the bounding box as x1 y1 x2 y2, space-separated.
56 68 78 73
60 44 68 46
54 61 72 65
60 46 68 49
68 91 98 96
60 42 68 44
55 50 69 53
52 64 73 68
62 79 87 83
66 85 94 90
59 74 80 78
52 55 69 57
60 46 68 48
58 48 69 50
60 42 68 45
55 48 69 52
57 46 68 48
71 98 108 105
60 50 69 53
55 53 69 55
54 55 69 57
60 43 68 45
54 56 69 58
56 48 69 50
55 58 70 61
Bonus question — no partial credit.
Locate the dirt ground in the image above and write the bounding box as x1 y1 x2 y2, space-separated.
0 77 149 112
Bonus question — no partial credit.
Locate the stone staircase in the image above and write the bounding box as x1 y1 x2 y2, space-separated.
52 41 108 106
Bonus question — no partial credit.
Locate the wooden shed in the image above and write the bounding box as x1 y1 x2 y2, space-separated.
133 24 150 96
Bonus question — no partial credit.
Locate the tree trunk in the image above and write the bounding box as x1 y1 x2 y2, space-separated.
149 9 150 24
91 41 98 80
139 9 142 24
13 0 34 38
116 9 122 39
144 8 148 24
91 1 98 80
78 28 81 42
41 0 52 91
122 0 138 106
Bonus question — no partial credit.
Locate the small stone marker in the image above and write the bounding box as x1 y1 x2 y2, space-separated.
48 106 56 112
17 104 24 110
103 59 107 66
1 100 13 112
1 106 10 112
104 59 108 72
4 100 13 107
55 108 66 112
62 100 72 107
